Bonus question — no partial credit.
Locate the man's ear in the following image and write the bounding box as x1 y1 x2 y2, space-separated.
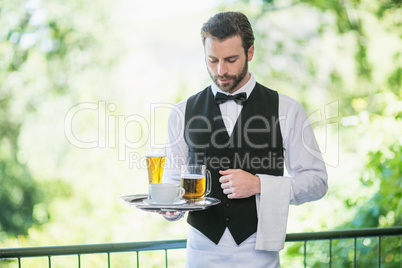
247 45 255 61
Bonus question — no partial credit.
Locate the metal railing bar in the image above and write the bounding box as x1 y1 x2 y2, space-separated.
136 251 139 268
329 239 332 268
107 252 110 268
165 249 168 268
0 239 187 258
285 227 402 242
48 255 51 268
1 227 401 267
354 237 357 268
378 236 381 268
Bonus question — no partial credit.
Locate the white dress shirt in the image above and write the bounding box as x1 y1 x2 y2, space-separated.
163 73 328 267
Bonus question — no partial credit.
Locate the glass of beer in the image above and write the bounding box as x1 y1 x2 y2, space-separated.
146 145 166 184
181 165 211 202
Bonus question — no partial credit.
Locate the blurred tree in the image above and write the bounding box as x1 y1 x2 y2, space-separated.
220 0 401 266
0 0 45 238
286 141 402 267
356 143 402 227
0 2 399 265
0 0 115 239
298 0 402 231
228 0 401 215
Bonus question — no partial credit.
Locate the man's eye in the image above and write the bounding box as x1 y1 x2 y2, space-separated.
227 59 237 63
209 59 218 63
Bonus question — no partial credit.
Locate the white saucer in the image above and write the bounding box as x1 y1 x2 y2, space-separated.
143 199 186 206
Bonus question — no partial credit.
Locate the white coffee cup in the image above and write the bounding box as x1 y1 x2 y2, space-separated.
149 183 185 204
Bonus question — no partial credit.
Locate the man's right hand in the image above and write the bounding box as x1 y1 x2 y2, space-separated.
159 210 184 221
142 209 184 221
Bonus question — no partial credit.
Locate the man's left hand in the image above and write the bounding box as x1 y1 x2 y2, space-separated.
219 169 260 199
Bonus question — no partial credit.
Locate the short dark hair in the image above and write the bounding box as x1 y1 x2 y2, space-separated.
201 11 255 55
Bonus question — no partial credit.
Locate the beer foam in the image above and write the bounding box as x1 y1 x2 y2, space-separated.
182 174 204 179
146 154 166 157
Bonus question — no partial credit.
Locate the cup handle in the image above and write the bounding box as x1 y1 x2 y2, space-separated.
205 170 211 197
177 187 185 199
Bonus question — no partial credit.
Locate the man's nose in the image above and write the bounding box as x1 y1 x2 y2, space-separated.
217 61 227 76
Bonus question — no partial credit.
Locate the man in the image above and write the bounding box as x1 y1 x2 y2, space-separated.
161 11 328 267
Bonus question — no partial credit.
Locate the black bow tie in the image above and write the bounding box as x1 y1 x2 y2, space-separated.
214 92 247 105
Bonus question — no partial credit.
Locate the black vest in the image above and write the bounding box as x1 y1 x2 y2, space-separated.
184 82 284 245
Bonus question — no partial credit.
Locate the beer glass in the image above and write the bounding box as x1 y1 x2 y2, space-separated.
181 165 211 202
146 145 166 184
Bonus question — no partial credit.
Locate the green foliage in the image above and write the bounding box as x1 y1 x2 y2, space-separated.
0 2 400 268
298 142 402 267
0 0 112 239
0 0 42 234
0 158 40 237
348 142 402 228
230 0 402 266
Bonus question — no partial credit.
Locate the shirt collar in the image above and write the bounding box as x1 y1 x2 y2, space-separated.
211 72 256 98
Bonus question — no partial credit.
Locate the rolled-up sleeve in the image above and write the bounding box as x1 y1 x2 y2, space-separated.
163 100 188 185
279 95 328 205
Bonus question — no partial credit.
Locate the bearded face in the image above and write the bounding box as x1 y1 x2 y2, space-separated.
204 35 254 93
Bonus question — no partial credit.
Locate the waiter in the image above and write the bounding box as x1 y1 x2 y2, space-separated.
161 11 328 268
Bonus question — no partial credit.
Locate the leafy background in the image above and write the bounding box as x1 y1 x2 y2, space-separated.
0 0 401 267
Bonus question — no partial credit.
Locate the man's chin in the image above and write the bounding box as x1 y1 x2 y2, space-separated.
217 82 233 92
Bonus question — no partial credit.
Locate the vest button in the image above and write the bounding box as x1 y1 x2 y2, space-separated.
225 203 230 208
225 217 230 222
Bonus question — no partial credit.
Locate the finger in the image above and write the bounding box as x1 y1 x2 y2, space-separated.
157 210 177 216
219 175 230 183
220 181 231 189
219 169 237 175
227 192 237 199
164 211 175 215
223 188 232 195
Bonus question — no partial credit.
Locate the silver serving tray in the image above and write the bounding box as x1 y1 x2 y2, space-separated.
119 194 220 212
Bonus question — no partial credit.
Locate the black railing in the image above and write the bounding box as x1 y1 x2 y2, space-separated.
285 227 402 267
1 227 401 267
0 240 187 268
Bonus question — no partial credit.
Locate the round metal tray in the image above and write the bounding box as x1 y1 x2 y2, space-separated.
119 194 221 212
